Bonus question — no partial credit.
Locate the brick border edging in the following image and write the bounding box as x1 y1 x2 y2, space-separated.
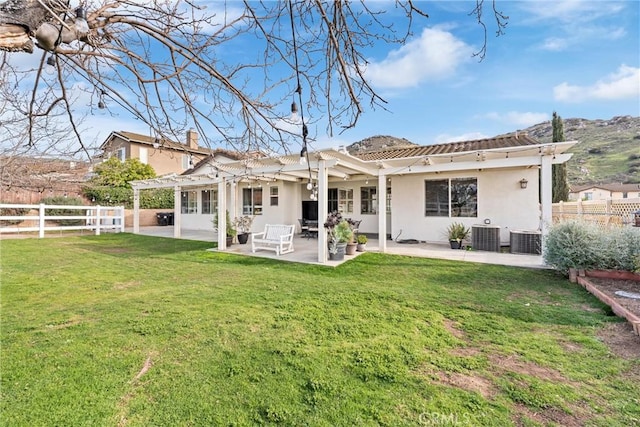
573 270 640 336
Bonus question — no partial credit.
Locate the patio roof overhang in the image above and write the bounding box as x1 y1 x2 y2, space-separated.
130 141 577 190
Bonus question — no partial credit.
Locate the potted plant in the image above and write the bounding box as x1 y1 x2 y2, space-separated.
356 234 368 252
233 215 254 244
325 211 353 261
214 210 236 246
446 222 470 249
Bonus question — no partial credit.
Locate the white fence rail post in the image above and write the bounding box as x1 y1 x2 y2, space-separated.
38 203 45 238
0 203 126 238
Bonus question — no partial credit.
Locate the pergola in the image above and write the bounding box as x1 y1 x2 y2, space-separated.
130 140 577 264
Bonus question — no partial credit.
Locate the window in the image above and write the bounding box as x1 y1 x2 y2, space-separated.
584 192 593 201
361 186 377 214
116 147 126 162
425 178 477 217
270 186 279 206
243 187 263 215
202 189 218 214
328 188 338 212
328 188 353 213
386 186 392 214
181 191 197 214
182 154 193 170
139 147 148 164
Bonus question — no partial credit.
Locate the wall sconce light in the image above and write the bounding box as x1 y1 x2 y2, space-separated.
519 178 528 189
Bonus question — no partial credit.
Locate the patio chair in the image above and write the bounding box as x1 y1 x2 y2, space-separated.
298 218 310 237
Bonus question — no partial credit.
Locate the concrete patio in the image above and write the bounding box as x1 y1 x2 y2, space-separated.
132 226 548 269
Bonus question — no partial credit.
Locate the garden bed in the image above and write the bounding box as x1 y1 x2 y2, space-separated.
576 270 640 336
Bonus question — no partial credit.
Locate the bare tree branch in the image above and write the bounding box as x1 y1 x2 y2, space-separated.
0 0 507 159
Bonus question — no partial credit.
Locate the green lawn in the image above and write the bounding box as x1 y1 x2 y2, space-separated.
1 234 638 426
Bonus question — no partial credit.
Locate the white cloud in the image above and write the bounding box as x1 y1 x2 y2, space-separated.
554 65 640 103
480 111 549 128
363 27 474 89
520 1 625 24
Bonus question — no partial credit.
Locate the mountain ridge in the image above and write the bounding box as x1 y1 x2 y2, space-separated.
347 115 640 185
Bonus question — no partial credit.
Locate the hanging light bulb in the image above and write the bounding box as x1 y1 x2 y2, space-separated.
46 55 56 67
291 100 298 114
306 180 313 191
75 6 90 36
98 100 105 109
299 146 307 165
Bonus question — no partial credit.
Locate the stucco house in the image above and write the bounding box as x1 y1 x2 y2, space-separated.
130 133 577 264
99 129 236 176
569 183 640 201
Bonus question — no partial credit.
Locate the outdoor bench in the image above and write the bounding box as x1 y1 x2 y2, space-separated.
251 224 295 256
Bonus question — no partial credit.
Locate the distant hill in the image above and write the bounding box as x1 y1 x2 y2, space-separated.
347 135 417 154
516 115 640 185
348 116 640 185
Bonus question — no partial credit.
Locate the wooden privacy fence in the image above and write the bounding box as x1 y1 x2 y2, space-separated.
0 203 125 238
552 198 640 228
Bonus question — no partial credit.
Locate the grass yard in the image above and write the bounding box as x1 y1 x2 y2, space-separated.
1 234 639 426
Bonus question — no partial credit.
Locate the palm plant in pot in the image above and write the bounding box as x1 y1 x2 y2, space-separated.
446 222 470 249
214 210 236 246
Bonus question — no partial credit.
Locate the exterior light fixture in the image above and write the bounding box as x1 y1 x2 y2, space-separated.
519 178 528 189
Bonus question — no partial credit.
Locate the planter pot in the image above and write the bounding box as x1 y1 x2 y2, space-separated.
226 236 233 246
356 243 366 252
346 242 357 255
329 242 347 261
449 240 462 249
237 232 249 244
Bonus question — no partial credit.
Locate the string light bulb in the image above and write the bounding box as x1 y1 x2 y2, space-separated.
75 6 89 36
299 146 307 165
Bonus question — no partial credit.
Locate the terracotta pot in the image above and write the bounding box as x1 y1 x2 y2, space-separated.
346 242 357 255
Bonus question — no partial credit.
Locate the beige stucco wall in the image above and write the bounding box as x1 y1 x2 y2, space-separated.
390 168 541 244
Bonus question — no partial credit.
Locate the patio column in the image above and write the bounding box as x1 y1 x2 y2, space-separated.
174 185 181 238
133 187 140 234
317 159 328 263
540 155 553 255
378 173 387 253
217 178 227 250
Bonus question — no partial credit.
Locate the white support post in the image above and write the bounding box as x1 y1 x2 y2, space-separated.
38 203 45 238
174 186 181 238
378 173 387 253
217 178 227 250
317 159 328 263
95 205 102 235
119 206 125 233
133 188 140 234
540 155 553 254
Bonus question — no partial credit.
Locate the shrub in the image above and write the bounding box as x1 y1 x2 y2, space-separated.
82 187 173 209
0 204 30 225
544 220 640 274
40 196 85 226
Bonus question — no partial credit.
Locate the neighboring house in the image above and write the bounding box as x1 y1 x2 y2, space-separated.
569 183 640 201
0 156 91 203
100 129 230 176
130 133 577 264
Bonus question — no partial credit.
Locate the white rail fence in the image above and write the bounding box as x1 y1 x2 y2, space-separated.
0 203 125 238
552 198 640 229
